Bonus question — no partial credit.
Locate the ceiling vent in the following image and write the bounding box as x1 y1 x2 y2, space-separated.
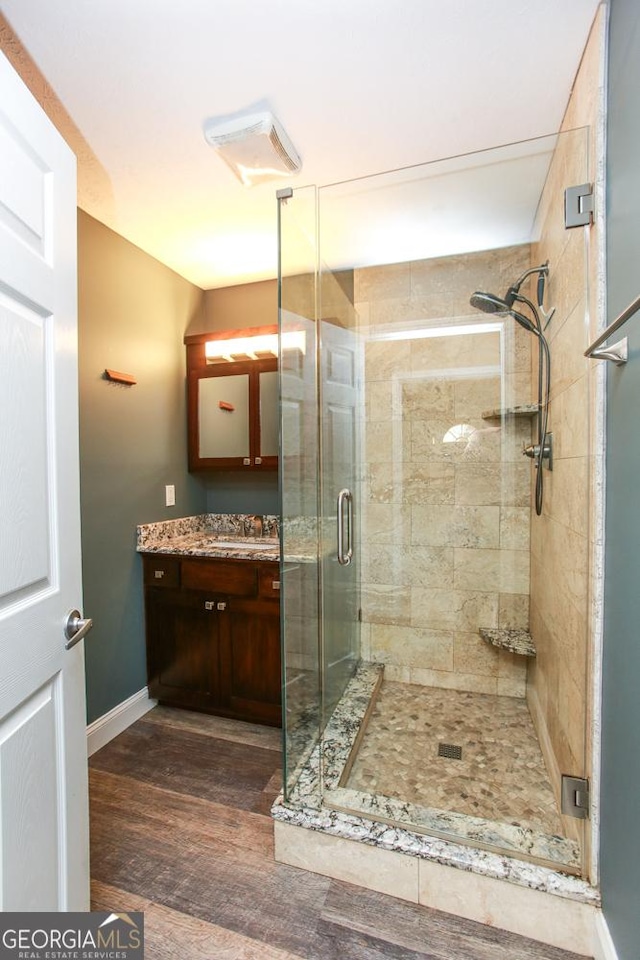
203 109 302 187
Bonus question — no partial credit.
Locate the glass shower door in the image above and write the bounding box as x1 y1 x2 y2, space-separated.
277 186 321 800
318 266 362 724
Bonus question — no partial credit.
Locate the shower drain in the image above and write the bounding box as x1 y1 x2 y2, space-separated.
438 742 462 760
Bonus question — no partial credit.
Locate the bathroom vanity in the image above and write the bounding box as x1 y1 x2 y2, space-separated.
138 516 281 726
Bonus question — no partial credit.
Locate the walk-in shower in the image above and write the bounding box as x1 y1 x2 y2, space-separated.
276 128 592 881
470 262 553 515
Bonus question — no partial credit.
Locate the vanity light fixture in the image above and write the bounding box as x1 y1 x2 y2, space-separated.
205 330 306 363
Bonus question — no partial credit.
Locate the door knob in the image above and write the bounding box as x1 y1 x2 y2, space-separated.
64 609 94 650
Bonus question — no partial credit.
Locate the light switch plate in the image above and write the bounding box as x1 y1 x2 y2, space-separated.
165 484 176 507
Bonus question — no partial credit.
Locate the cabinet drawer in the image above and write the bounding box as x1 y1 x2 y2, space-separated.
182 558 257 596
143 555 180 588
258 564 281 599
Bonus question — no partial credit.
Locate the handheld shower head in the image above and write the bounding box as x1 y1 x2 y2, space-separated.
469 291 511 315
469 290 539 335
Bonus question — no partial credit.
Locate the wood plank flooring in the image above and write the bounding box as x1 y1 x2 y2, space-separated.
89 706 591 960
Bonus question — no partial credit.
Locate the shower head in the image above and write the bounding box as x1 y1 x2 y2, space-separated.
469 290 539 335
469 291 511 314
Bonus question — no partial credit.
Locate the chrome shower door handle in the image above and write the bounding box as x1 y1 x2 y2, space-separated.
337 488 353 566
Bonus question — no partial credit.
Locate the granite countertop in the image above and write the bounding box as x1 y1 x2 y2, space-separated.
137 514 280 562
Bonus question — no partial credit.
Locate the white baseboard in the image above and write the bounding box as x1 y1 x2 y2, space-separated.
593 912 620 960
87 687 157 757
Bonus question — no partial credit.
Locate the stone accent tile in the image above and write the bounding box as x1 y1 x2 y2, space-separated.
368 461 456 505
541 455 589 538
500 507 530 550
546 375 589 460
454 548 530 594
502 371 534 408
497 677 527 698
409 331 501 373
498 649 528 681
362 544 454 589
402 378 455 419
364 420 410 463
369 623 454 672
355 262 412 302
361 503 411 544
454 462 530 507
498 593 530 629
411 418 530 464
360 584 412 625
417 858 595 954
411 588 498 632
359 622 371 661
365 380 402 421
364 339 411 381
274 821 420 903
402 462 457 504
408 669 498 695
506 321 533 373
411 505 500 548
454 377 501 420
453 631 500 677
369 294 454 325
382 664 412 682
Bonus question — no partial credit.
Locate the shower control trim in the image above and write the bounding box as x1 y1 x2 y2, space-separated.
523 432 553 471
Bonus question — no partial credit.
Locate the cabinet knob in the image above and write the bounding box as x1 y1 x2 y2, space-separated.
272 580 280 591
217 601 227 611
243 458 251 466
204 601 215 611
255 457 262 465
154 570 165 579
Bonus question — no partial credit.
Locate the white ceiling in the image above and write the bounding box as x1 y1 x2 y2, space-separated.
0 0 600 289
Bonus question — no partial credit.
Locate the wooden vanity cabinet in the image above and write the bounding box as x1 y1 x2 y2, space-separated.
143 554 281 726
184 328 278 472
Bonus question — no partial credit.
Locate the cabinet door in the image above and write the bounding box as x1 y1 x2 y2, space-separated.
258 369 279 459
186 351 278 471
220 598 281 725
145 588 222 710
198 372 250 459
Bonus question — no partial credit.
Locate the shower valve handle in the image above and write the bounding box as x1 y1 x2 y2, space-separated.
522 435 553 470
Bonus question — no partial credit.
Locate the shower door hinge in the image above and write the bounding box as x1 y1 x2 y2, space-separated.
561 775 590 819
564 183 594 228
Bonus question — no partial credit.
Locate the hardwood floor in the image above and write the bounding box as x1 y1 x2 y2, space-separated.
89 706 591 960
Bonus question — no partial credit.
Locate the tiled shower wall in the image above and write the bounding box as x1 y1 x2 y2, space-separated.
527 6 604 849
355 245 534 696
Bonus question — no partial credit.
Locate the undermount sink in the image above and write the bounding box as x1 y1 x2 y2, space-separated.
198 535 279 549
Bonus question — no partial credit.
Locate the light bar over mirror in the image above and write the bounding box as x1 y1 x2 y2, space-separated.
204 329 306 363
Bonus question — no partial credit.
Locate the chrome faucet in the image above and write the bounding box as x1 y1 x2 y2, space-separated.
249 514 263 538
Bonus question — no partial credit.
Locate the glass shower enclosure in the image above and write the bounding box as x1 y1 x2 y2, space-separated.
277 129 592 878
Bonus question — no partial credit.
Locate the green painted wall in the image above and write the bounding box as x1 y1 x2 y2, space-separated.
601 0 640 955
78 210 207 723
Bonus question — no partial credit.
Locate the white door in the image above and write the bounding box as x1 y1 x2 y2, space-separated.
0 52 89 909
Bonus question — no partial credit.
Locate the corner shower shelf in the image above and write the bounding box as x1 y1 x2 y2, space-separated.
481 403 538 421
479 627 536 657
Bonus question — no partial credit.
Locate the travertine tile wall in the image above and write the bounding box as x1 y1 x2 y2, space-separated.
355 245 534 696
526 6 605 855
